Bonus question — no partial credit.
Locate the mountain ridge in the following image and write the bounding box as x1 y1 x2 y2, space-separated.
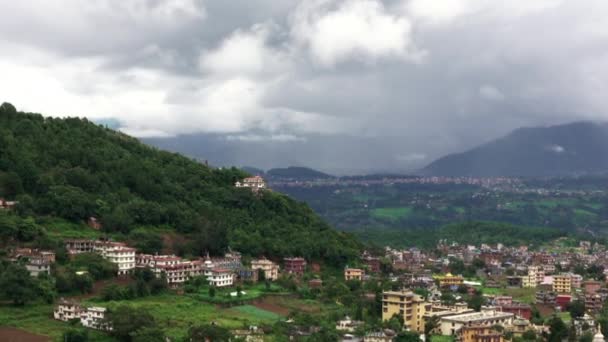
423 121 608 177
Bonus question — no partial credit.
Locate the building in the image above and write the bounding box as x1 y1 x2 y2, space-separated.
208 268 234 287
309 279 323 289
363 255 381 273
435 273 464 287
382 290 432 333
585 294 604 313
457 325 504 342
345 268 365 281
284 257 307 276
506 277 522 288
237 268 258 283
53 299 83 321
94 242 136 275
81 307 110 330
235 176 266 190
555 295 572 310
499 304 532 320
0 198 17 209
10 248 55 277
571 274 583 289
65 239 97 253
553 274 572 294
583 281 602 295
251 258 279 281
439 310 514 336
87 217 102 230
54 299 110 331
336 316 364 332
494 296 513 306
364 330 395 342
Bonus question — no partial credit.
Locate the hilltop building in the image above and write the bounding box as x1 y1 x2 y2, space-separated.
235 176 266 190
381 290 432 333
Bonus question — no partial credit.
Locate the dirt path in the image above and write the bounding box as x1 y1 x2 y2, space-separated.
0 327 50 342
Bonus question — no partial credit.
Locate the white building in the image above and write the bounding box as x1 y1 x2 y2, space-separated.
208 268 234 287
54 299 110 331
439 309 514 336
235 176 266 190
94 242 136 275
80 307 110 330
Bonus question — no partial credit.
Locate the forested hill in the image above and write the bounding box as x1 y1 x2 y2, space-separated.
0 103 360 265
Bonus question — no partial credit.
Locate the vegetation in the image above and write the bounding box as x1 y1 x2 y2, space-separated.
0 103 361 265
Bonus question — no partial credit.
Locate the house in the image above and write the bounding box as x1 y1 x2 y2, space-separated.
457 325 504 342
506 277 522 288
363 254 381 273
345 268 365 281
251 258 279 281
235 176 266 190
336 316 364 332
382 290 432 333
65 239 97 254
284 257 307 276
493 296 513 306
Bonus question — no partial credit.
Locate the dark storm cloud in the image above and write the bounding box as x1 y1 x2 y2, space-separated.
1 0 608 173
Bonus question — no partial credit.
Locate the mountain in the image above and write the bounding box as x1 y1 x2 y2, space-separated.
267 167 334 180
0 103 360 265
423 121 608 177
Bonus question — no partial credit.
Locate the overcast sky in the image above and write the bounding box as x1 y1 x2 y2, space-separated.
2 0 608 172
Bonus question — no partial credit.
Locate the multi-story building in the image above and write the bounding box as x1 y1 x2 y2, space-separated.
382 290 432 333
284 257 307 276
94 242 135 275
207 268 233 287
363 254 381 273
344 268 365 281
583 280 602 295
457 325 504 342
571 274 583 289
585 294 604 313
80 307 110 330
553 274 573 294
11 248 55 277
439 310 514 336
522 266 544 288
435 273 464 287
53 299 83 321
54 299 110 331
499 304 532 320
235 176 266 190
251 258 279 281
65 239 97 253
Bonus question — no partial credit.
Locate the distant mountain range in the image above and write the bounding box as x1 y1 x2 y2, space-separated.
242 166 334 180
423 122 608 177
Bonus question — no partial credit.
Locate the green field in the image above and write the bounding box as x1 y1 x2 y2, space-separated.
371 207 413 220
228 305 282 321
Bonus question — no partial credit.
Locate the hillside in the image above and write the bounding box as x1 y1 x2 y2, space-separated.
0 103 360 265
423 121 608 177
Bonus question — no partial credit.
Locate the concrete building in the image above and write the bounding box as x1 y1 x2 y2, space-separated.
345 268 365 281
457 325 504 342
583 281 602 295
382 290 432 333
284 257 307 276
251 258 279 281
235 176 266 190
435 273 464 287
81 307 110 330
53 299 83 321
439 310 514 336
553 274 573 294
207 268 234 287
336 316 364 333
94 242 136 275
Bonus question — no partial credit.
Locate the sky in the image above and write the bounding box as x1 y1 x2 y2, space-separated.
2 0 608 174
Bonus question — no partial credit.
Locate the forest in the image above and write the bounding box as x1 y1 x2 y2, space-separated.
0 103 361 265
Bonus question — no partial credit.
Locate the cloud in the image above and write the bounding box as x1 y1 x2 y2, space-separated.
2 0 608 173
547 144 566 153
479 85 505 101
290 0 424 67
225 134 306 142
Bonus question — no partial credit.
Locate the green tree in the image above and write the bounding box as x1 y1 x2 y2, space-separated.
107 306 156 342
548 316 568 342
0 263 37 305
567 300 586 319
188 324 232 342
